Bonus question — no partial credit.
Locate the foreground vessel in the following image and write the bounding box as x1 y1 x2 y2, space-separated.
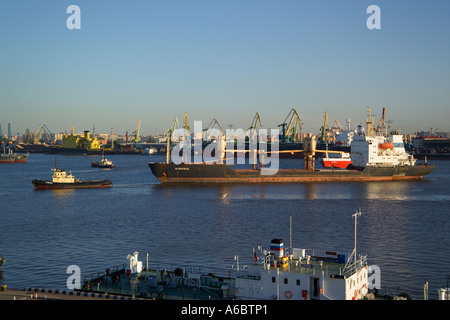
80 212 370 300
32 168 112 189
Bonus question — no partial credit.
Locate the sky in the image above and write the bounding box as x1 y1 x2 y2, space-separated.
1 0 449 136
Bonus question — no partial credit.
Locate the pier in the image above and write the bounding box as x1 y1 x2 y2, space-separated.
0 287 141 300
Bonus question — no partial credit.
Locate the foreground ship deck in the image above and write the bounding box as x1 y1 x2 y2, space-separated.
80 240 369 300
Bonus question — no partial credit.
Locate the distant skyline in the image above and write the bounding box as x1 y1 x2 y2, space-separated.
1 0 449 136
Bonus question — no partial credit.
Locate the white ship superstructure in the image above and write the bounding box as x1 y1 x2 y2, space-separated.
51 168 76 183
234 238 368 300
351 134 416 168
350 108 416 168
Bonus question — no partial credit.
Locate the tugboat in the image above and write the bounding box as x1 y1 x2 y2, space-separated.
32 168 112 189
91 153 115 168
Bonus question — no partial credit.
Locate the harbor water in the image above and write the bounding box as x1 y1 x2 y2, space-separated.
0 153 449 299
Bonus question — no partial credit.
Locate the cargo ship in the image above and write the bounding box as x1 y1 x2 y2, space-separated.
148 113 435 184
0 146 29 163
32 168 112 189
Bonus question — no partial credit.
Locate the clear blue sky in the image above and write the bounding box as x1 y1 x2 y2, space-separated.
1 0 449 136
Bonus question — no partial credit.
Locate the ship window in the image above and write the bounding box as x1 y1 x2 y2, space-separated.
284 278 288 284
272 277 276 283
296 279 301 286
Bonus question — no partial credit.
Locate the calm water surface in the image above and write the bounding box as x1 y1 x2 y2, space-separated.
0 153 449 299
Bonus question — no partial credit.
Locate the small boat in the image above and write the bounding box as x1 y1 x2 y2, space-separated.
379 142 394 149
91 153 115 168
142 147 158 155
320 152 353 169
32 168 112 190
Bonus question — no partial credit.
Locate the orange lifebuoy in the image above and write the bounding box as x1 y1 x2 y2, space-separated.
284 290 293 299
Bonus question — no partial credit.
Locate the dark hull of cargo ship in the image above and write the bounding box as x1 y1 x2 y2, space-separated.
148 162 435 183
32 179 112 190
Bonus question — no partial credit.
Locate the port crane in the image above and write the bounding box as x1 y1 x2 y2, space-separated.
279 108 302 143
184 112 189 132
331 120 342 133
319 111 331 144
133 118 142 148
34 124 55 143
168 116 180 136
375 107 388 135
248 112 263 141
203 118 223 141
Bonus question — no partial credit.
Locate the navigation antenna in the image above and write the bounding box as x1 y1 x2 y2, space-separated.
344 209 363 271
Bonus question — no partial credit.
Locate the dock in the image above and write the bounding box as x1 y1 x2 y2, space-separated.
0 287 141 300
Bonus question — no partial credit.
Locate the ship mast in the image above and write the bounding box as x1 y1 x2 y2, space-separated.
366 107 375 137
344 209 363 271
